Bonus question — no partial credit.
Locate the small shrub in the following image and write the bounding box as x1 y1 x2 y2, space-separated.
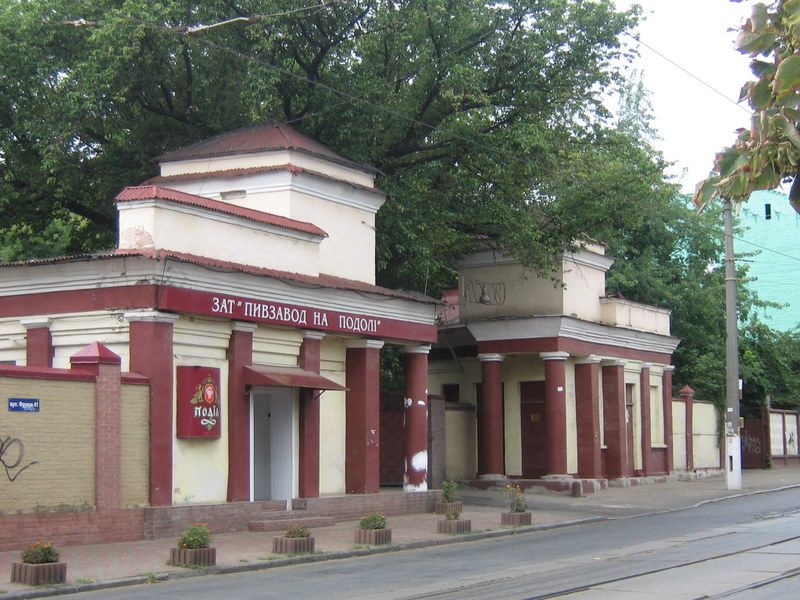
505 484 526 513
284 524 310 538
445 510 461 521
21 541 60 564
177 523 211 549
358 512 387 530
441 478 457 503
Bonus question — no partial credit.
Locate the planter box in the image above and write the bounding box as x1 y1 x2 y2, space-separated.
11 562 67 586
501 512 532 526
272 536 315 554
435 501 463 514
354 528 392 545
437 519 471 534
169 547 217 567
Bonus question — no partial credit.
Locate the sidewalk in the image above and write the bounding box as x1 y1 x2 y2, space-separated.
2 468 799 599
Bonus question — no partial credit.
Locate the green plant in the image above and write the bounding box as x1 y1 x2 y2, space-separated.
358 512 387 530
505 484 526 513
441 479 457 503
284 524 310 538
176 523 211 549
20 541 59 564
445 510 461 521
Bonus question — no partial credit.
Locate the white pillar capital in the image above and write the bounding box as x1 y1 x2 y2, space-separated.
302 330 326 341
662 365 675 373
232 321 258 333
124 310 180 324
640 362 653 371
345 338 385 350
574 354 602 365
601 359 626 367
540 351 569 362
20 317 51 330
402 344 431 355
477 353 504 362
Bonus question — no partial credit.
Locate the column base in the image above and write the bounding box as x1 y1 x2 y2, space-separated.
478 473 506 481
541 473 573 481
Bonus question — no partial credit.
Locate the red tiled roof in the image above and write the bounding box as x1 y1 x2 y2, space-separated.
157 121 378 173
115 185 327 238
143 164 385 197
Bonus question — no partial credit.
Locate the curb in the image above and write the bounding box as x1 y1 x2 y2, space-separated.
2 484 798 600
0 516 605 600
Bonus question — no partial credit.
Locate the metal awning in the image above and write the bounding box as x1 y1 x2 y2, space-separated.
243 365 347 391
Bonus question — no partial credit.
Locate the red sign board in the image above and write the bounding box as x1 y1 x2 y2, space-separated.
176 366 221 439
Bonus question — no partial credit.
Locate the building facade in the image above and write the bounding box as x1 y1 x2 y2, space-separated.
431 242 681 483
0 122 439 534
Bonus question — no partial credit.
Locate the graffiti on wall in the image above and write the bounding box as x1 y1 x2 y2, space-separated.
742 431 762 455
0 436 38 482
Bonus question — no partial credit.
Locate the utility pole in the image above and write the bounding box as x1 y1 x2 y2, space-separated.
723 198 742 489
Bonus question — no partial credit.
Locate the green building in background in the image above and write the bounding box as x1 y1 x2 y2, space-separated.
738 190 800 331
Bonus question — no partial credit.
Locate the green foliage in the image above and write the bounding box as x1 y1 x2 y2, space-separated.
441 479 457 503
0 0 640 291
21 541 60 564
445 510 461 521
740 321 800 410
357 512 387 530
694 1 800 211
505 484 526 513
284 524 310 539
176 523 211 549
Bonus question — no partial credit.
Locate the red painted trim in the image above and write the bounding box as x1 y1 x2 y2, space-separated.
544 359 568 475
602 364 629 478
25 327 52 368
299 336 322 499
116 186 327 237
129 320 175 507
227 329 252 502
404 352 429 487
575 362 602 478
71 342 122 365
477 360 505 476
0 365 95 382
639 368 652 476
159 286 437 343
121 373 149 385
681 390 695 471
345 346 381 494
477 337 672 364
0 285 159 318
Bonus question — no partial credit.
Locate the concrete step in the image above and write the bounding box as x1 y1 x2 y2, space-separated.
247 515 336 532
259 500 290 512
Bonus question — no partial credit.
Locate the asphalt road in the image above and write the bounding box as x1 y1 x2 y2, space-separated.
72 489 800 599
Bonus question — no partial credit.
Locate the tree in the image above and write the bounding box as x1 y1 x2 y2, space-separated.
694 0 800 211
0 0 639 287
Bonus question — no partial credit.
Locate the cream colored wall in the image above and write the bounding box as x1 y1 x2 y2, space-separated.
672 400 687 470
118 204 321 276
172 317 231 505
445 410 477 479
0 318 25 364
625 369 642 471
599 299 671 336
319 336 346 495
561 260 604 321
0 377 95 512
290 191 376 283
167 178 293 217
501 356 544 476
160 150 376 189
693 401 720 469
120 383 150 507
252 327 303 366
50 312 131 370
459 263 563 322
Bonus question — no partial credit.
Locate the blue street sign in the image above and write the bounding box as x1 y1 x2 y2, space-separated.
8 398 39 412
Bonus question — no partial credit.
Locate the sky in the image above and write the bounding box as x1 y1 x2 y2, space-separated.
615 0 754 193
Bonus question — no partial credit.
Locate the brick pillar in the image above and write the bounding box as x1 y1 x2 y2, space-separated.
21 317 52 368
541 352 569 476
575 355 602 478
345 339 384 494
639 364 652 476
299 331 325 498
427 396 446 490
662 366 675 473
126 310 179 506
477 353 505 477
227 321 256 502
680 385 695 470
602 360 628 478
71 342 122 512
403 345 431 491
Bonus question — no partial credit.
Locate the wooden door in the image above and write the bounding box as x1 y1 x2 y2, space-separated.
520 381 547 478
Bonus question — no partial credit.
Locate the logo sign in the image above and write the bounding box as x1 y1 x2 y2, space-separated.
176 366 221 439
8 398 39 413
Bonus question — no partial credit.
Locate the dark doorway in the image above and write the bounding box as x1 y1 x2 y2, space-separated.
520 381 547 478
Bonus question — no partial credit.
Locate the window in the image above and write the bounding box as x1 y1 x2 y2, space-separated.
765 203 772 220
442 384 460 404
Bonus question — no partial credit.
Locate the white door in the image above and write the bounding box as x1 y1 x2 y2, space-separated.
251 388 296 501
